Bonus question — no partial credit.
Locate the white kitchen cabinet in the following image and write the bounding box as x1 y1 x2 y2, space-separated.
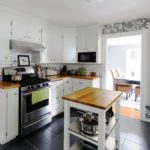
86 28 98 52
42 26 77 64
11 19 42 44
0 88 19 144
63 28 77 63
47 25 63 63
51 77 100 117
72 78 100 92
63 78 73 95
51 80 64 117
0 15 11 64
77 24 102 63
77 29 86 52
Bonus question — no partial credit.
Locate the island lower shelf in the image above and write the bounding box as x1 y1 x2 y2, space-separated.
70 136 118 150
69 116 118 145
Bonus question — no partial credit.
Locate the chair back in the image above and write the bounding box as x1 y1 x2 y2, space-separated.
110 69 118 79
116 68 121 77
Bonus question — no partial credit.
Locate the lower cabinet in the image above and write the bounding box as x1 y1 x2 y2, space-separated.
63 78 73 95
0 88 19 144
72 78 100 92
51 78 100 117
51 80 64 117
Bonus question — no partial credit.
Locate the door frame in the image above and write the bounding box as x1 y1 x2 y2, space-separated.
101 29 148 121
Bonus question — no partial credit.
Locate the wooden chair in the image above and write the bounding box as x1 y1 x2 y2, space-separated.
110 69 132 100
135 86 140 101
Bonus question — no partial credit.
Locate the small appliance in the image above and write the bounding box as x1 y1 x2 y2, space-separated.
78 52 96 62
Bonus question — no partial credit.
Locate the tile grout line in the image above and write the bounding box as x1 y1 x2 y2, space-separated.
120 132 128 150
125 138 148 148
24 139 40 150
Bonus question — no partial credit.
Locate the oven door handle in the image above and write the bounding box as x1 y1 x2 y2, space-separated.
23 86 50 97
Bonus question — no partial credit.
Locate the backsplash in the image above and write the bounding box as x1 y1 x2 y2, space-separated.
66 64 102 76
41 63 102 76
11 52 32 67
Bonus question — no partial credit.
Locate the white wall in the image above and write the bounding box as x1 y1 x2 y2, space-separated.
108 44 140 72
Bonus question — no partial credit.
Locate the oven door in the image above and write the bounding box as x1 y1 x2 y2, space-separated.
21 87 51 124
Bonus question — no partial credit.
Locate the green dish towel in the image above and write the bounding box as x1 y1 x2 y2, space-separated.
32 88 49 105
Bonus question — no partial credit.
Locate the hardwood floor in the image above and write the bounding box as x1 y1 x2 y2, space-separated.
120 106 140 119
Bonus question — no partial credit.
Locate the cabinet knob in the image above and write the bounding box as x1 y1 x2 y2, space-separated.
14 93 17 95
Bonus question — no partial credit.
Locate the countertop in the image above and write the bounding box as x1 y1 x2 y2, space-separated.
0 82 20 89
46 75 101 81
62 87 122 110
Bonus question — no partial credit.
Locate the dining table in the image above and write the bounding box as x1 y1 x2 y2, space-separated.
113 75 140 90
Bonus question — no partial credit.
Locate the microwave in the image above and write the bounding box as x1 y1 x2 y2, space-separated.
78 52 96 62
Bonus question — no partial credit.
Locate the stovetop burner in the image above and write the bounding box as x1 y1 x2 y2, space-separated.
20 77 49 86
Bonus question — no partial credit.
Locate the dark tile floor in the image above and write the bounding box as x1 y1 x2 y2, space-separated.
0 112 150 150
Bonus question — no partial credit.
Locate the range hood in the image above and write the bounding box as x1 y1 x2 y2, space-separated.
10 39 46 53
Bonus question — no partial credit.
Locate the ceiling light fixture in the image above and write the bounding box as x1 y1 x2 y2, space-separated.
86 0 104 3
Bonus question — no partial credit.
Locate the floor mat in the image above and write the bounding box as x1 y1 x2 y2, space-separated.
120 94 140 110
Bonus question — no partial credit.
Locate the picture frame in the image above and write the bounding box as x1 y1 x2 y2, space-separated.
18 55 30 66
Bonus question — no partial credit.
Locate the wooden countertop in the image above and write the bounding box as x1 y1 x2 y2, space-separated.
62 87 122 110
46 75 100 81
0 82 20 89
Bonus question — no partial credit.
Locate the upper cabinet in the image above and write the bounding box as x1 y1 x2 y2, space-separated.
42 25 77 64
77 24 102 63
77 29 86 52
11 19 42 44
46 25 63 63
62 28 77 63
0 14 11 64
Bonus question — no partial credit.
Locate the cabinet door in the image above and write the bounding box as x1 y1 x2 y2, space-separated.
77 29 86 52
27 23 42 44
11 19 27 41
51 80 64 116
0 15 11 64
11 20 42 44
7 88 19 142
47 27 63 63
86 29 98 52
72 79 92 92
0 90 7 144
51 84 59 116
63 29 77 63
63 78 73 95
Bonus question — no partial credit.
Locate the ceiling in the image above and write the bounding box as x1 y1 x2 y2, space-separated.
0 0 150 27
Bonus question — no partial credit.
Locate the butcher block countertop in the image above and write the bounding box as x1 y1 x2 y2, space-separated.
62 87 122 110
0 82 20 89
46 75 100 81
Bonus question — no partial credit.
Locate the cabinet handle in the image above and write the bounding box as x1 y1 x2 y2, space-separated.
14 93 17 95
66 81 70 83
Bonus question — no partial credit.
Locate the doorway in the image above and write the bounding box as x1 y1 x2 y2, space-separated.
105 35 142 119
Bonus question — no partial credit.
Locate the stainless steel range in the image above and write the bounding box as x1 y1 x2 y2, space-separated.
3 67 52 137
